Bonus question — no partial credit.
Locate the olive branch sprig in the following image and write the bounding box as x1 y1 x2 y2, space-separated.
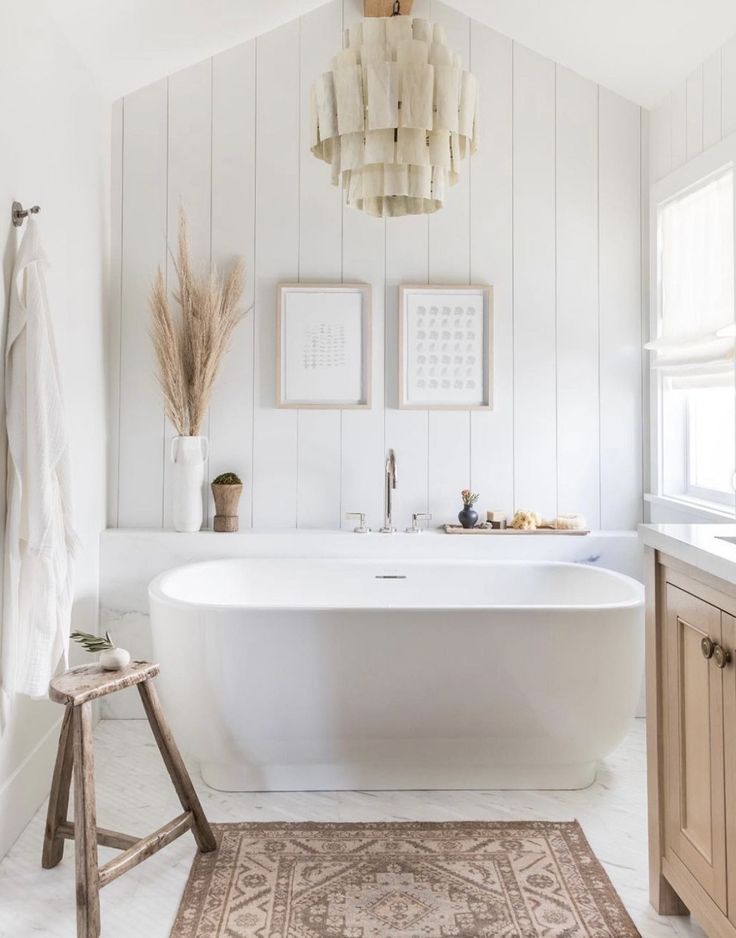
70 631 116 653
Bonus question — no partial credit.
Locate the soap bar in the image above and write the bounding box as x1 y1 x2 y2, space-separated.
486 510 507 529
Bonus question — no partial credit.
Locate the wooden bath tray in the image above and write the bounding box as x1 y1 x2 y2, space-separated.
442 524 590 535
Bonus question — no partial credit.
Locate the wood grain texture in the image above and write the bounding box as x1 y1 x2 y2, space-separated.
722 610 736 928
663 582 726 910
644 551 688 915
97 812 194 888
57 823 139 852
42 707 74 869
73 704 100 938
137 681 216 853
49 662 160 706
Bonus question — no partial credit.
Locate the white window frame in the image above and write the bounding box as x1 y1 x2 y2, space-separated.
648 134 736 519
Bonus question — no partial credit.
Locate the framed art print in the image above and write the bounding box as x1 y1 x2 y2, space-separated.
399 284 493 409
277 283 372 409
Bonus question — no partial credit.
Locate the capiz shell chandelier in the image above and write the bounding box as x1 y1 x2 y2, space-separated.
309 11 479 218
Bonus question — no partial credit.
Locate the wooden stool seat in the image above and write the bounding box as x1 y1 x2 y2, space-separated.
49 661 160 706
42 660 216 938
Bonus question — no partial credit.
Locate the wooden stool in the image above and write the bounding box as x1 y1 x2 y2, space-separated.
42 661 216 938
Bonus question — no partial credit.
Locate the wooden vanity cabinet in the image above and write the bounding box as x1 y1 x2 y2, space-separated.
647 549 736 937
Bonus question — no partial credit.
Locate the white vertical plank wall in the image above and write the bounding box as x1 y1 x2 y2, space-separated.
669 85 687 168
685 65 703 162
108 99 123 528
164 61 213 528
111 0 645 533
297 2 344 529
723 37 736 138
468 24 514 515
512 45 557 519
649 29 736 185
252 20 301 527
702 50 723 151
341 0 387 531
209 42 257 528
117 80 168 527
427 2 472 526
555 67 600 527
599 89 642 530
382 1 431 528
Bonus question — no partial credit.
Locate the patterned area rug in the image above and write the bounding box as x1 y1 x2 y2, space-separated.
171 821 640 938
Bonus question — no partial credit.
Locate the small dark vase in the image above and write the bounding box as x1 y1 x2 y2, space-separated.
458 505 478 529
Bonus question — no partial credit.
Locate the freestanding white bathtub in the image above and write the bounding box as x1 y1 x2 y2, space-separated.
149 558 644 792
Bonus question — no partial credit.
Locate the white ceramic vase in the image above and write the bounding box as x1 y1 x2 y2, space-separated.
170 435 208 533
100 647 131 671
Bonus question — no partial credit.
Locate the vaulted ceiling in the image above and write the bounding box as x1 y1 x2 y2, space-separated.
43 0 736 107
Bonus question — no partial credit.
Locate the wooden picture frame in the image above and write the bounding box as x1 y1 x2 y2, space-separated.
398 284 493 410
277 283 372 409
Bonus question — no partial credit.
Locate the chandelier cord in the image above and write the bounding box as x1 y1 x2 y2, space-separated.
391 1 401 15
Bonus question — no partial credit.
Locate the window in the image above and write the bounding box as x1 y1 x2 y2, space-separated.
651 167 736 511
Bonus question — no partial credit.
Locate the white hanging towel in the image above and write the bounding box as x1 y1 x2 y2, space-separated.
0 217 77 726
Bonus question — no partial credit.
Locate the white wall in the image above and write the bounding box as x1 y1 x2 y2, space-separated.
109 0 644 535
647 32 736 525
0 5 109 857
649 36 736 183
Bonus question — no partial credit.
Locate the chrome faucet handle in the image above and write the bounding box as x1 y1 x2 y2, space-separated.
345 512 369 534
406 512 432 534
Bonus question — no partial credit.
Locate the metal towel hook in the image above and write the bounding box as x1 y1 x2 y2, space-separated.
12 201 41 228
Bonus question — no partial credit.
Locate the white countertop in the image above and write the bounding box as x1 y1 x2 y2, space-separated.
639 524 736 586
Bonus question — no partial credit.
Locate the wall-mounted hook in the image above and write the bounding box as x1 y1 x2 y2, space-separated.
12 202 41 228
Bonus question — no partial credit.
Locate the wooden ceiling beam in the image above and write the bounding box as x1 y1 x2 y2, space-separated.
363 0 414 16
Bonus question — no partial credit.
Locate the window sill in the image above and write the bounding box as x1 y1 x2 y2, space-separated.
645 493 736 523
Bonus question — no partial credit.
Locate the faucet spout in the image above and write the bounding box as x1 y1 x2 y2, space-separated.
381 449 398 533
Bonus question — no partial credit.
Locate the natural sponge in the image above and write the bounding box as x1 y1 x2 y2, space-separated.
510 510 540 530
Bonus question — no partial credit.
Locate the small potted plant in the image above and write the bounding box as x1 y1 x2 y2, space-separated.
458 489 480 529
71 631 131 671
211 472 243 532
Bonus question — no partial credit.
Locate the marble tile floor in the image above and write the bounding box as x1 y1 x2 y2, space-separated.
0 718 707 938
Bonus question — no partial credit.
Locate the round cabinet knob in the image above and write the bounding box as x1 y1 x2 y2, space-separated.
714 644 732 669
702 637 715 659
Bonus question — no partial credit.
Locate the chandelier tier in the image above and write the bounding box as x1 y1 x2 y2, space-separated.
309 15 479 218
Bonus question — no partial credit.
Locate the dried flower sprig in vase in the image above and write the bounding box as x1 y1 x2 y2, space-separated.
458 489 480 529
150 210 246 532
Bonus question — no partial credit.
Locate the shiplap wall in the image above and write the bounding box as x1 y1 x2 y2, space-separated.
650 34 736 182
110 0 643 533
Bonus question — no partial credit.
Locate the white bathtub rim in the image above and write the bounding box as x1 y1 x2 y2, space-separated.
148 557 644 614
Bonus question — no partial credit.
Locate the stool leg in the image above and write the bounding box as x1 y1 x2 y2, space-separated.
42 705 74 868
138 680 216 853
73 703 100 938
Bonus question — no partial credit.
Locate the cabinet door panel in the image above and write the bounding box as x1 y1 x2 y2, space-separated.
664 583 727 911
722 611 736 925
